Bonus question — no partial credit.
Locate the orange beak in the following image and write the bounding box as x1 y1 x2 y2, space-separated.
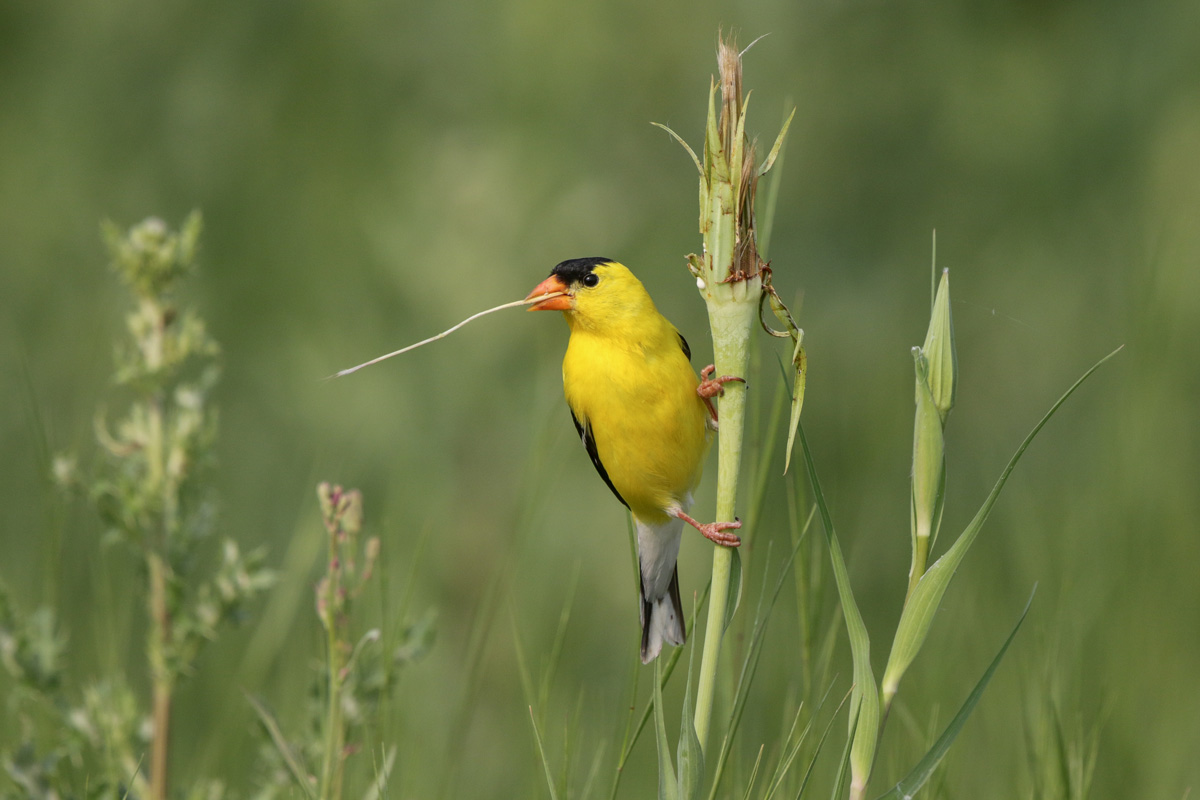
524 275 573 311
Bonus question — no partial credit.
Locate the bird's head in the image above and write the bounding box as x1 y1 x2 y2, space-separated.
525 258 657 334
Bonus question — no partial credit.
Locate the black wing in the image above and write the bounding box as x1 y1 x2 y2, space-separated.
677 331 692 361
570 409 629 509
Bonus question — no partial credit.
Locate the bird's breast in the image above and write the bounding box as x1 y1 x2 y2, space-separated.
563 332 709 521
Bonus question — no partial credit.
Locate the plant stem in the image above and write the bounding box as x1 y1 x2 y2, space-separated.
906 533 929 601
693 284 759 752
148 551 172 800
319 525 346 800
145 329 172 800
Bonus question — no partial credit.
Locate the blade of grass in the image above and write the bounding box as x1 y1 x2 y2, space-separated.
799 424 879 799
654 656 680 800
830 706 860 800
530 706 562 800
761 683 837 800
245 692 317 800
791 688 854 800
738 745 767 800
362 746 397 800
873 588 1036 800
678 610 705 800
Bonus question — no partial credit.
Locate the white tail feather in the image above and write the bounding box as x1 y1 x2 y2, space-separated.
636 515 685 663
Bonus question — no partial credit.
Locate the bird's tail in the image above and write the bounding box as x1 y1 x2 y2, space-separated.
636 515 686 663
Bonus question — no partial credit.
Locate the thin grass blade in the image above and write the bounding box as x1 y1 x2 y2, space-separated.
830 706 860 800
362 746 397 800
873 588 1036 800
654 657 681 800
529 706 562 800
739 746 767 800
677 618 705 800
799 424 879 796
245 692 317 800
792 688 854 800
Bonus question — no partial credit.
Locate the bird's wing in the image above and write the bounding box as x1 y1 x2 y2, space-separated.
676 331 692 362
570 408 629 509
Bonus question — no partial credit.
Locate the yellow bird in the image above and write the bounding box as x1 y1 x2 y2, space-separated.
526 257 742 663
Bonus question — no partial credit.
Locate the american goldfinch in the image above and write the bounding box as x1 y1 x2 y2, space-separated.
526 257 743 663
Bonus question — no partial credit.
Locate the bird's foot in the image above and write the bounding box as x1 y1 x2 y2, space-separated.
697 365 746 423
671 509 742 547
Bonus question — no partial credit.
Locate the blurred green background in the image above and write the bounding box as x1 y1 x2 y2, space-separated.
2 0 1198 797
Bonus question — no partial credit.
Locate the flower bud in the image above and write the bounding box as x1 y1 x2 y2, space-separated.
911 348 946 548
921 269 957 422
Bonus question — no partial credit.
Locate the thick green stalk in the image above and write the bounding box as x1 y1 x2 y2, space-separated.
693 282 760 751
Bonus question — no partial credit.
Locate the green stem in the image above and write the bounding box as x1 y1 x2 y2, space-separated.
319 528 345 800
148 551 172 800
146 345 172 800
692 287 758 753
906 533 929 601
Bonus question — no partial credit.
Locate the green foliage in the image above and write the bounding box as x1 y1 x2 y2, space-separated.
874 591 1034 800
250 484 431 800
0 584 148 796
1 4 1189 798
1 216 277 799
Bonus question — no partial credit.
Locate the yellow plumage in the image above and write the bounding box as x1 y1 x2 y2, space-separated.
527 258 739 662
560 264 710 522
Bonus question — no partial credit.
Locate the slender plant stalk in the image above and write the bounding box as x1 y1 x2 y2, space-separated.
319 521 347 800
148 552 172 800
145 310 173 800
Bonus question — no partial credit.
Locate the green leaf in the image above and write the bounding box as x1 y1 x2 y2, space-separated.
529 706 562 800
830 705 861 800
873 588 1036 800
922 269 957 421
881 346 1122 702
798 425 879 797
652 122 704 176
654 657 680 800
757 106 796 177
784 337 807 475
677 623 705 800
756 102 791 262
768 297 807 475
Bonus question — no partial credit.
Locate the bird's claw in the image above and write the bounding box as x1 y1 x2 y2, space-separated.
671 509 742 547
698 519 742 547
697 365 746 423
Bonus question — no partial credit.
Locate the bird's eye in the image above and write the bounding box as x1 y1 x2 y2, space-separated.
582 273 600 288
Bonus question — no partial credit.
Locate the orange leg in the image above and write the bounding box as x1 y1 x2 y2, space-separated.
669 508 742 547
697 364 746 423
